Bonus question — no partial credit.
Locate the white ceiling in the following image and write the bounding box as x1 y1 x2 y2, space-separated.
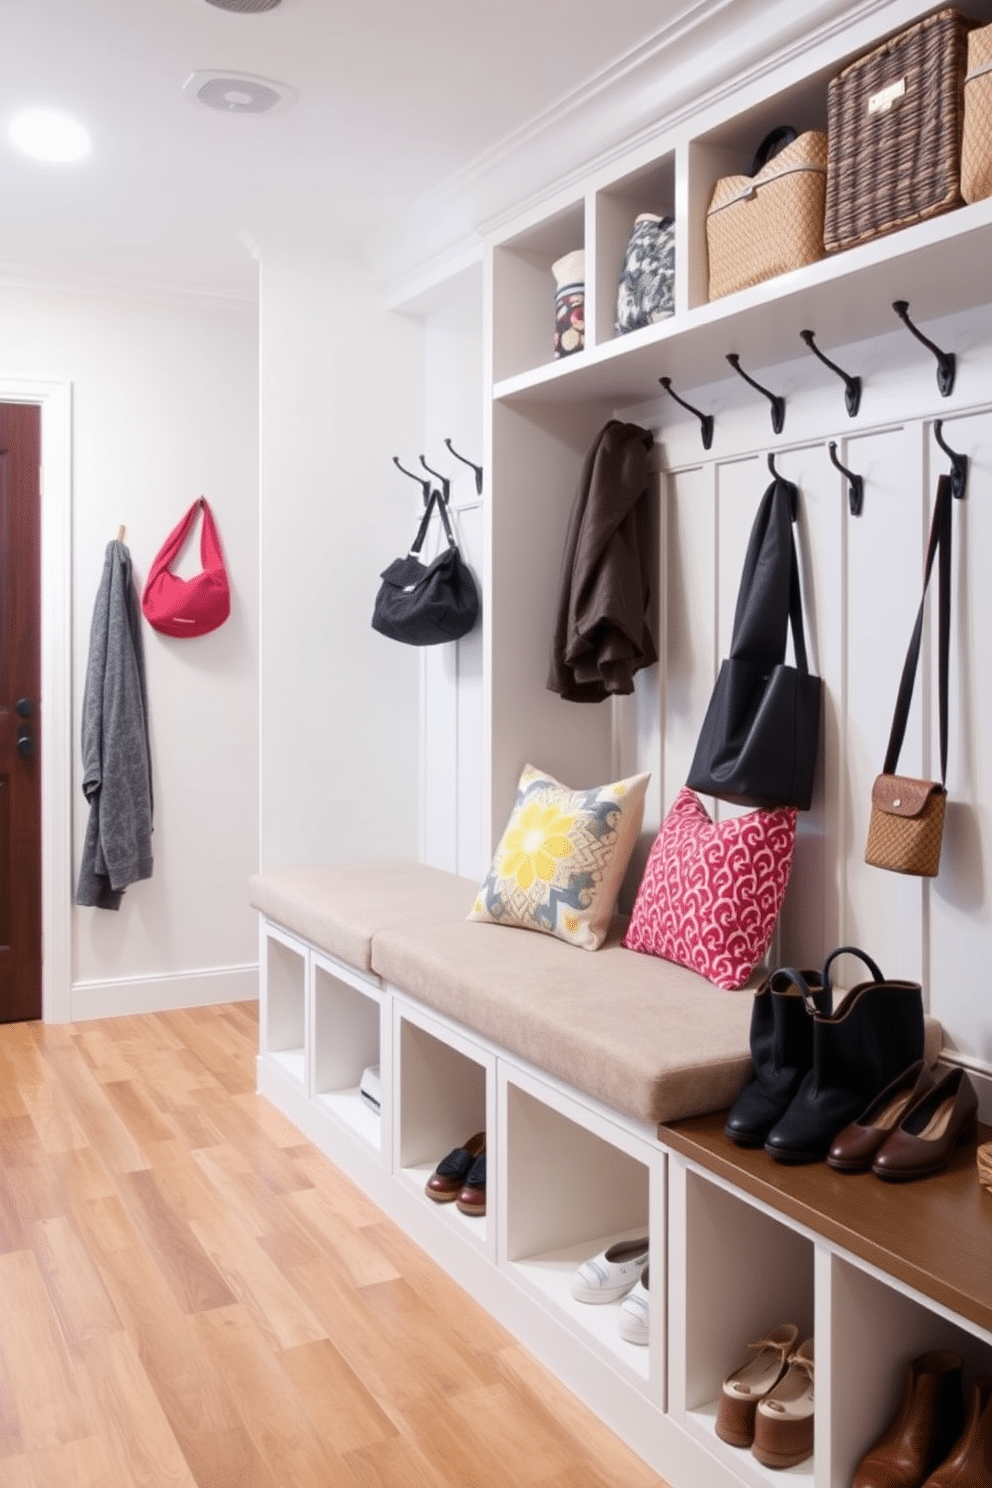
0 0 691 301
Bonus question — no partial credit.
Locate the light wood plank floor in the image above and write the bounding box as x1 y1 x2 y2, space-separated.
0 1002 671 1487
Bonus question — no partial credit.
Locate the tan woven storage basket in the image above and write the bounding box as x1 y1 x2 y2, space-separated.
824 9 973 253
962 22 992 203
706 130 828 300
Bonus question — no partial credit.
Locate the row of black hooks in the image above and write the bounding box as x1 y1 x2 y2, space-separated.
762 417 967 519
660 299 959 446
393 438 483 505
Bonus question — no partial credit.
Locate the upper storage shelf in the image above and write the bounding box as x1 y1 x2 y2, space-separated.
493 193 992 407
489 0 992 408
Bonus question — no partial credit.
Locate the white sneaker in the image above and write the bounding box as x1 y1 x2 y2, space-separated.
618 1265 649 1344
571 1236 649 1304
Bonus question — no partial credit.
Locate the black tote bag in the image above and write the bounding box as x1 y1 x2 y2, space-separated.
372 489 479 647
687 475 822 810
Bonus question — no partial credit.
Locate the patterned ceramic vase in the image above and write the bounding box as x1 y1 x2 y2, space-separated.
615 213 675 335
552 248 585 357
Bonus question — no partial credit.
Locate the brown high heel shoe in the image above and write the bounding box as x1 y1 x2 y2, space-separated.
871 1068 978 1182
852 1351 964 1488
827 1060 934 1172
923 1375 992 1487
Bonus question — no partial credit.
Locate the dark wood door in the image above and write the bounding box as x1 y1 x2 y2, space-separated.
0 403 42 1023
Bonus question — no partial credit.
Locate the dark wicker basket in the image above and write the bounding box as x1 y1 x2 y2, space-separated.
824 8 974 253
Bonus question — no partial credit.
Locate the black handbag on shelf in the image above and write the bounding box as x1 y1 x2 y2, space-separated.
371 488 480 647
687 474 822 810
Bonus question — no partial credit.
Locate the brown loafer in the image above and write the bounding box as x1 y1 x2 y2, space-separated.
455 1148 486 1215
425 1132 485 1203
871 1068 978 1182
827 1060 934 1172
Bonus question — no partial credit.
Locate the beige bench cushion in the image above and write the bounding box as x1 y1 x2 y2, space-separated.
371 917 757 1126
249 863 477 974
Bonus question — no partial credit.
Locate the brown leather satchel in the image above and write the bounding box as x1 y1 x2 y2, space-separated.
865 476 953 878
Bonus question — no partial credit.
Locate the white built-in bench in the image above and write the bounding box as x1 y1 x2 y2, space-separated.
250 860 959 1488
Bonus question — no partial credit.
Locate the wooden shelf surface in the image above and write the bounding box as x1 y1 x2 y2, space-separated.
660 1110 992 1336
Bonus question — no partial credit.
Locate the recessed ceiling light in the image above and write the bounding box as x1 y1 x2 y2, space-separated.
9 108 90 162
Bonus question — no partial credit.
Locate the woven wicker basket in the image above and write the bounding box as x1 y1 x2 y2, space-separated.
979 1139 992 1193
824 9 973 253
706 130 828 300
962 22 992 203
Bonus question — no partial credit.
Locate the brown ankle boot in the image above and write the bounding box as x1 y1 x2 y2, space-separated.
923 1376 992 1487
853 1352 964 1488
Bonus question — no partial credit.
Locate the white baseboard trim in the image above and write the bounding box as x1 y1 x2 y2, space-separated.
69 962 258 1022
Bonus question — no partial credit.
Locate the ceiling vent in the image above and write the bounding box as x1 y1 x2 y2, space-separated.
202 0 283 12
182 70 297 115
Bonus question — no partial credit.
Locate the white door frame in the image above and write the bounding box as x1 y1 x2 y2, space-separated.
0 375 72 1022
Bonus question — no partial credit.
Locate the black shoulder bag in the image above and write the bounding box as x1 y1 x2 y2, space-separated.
687 474 822 810
372 490 480 647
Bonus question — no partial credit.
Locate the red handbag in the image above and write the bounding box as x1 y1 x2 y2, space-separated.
141 497 231 638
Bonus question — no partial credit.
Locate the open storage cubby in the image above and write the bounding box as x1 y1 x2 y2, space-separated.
593 152 675 344
500 1064 662 1393
683 65 831 313
393 998 495 1254
491 200 586 384
260 924 307 1091
671 1164 816 1488
828 1253 992 1488
310 951 384 1155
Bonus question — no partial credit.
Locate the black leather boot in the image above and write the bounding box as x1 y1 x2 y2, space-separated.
764 946 924 1164
723 968 831 1147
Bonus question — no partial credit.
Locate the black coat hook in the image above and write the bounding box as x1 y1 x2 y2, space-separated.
444 438 483 495
727 353 785 434
658 377 714 449
933 419 968 500
766 453 798 518
419 454 451 504
393 455 432 506
828 441 865 517
892 301 956 397
800 330 862 418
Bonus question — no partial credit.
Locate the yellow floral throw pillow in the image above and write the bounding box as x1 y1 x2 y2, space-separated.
468 764 650 951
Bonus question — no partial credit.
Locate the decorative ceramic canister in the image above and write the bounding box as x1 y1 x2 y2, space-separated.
551 248 585 357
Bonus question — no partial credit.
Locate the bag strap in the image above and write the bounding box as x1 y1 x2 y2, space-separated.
147 497 225 579
882 475 953 782
146 499 202 579
408 488 461 558
730 476 809 672
787 531 810 677
408 490 439 557
197 498 225 574
746 126 798 177
433 490 460 551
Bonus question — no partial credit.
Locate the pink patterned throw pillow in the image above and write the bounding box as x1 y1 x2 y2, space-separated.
622 787 798 991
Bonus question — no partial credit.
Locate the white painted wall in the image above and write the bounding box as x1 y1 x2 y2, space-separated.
0 280 260 1019
418 265 486 881
257 241 426 868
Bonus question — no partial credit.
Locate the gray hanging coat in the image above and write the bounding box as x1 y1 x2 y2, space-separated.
76 540 153 909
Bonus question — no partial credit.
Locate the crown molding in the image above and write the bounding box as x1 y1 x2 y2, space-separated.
371 0 904 305
0 258 258 308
